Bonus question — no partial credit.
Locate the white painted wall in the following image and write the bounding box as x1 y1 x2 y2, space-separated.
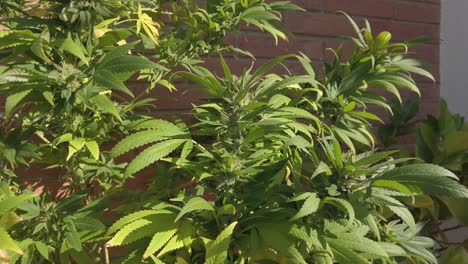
440 1 468 246
441 0 468 118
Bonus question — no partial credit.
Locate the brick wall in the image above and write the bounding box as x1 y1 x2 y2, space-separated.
145 0 440 129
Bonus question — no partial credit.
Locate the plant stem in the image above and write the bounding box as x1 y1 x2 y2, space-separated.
104 245 110 264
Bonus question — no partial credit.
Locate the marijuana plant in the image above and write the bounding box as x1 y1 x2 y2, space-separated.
0 0 301 262
107 23 468 263
1 1 467 264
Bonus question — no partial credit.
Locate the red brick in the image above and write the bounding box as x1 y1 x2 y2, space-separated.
399 0 439 4
128 83 207 111
370 20 440 43
398 134 416 145
238 33 290 58
322 39 355 61
410 44 439 65
412 64 439 83
323 0 394 18
392 143 415 154
416 100 439 120
223 33 238 47
284 12 356 37
394 2 440 24
202 57 257 76
146 110 194 124
238 33 323 59
283 60 324 76
203 57 306 77
291 0 321 11
419 83 440 101
367 104 391 122
288 37 323 60
398 83 439 102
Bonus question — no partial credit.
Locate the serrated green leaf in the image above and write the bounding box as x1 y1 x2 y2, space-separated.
121 214 177 246
311 162 332 179
327 238 369 264
42 91 54 106
0 193 37 215
377 242 406 257
157 234 185 257
128 118 182 131
0 30 35 48
0 211 21 231
31 35 51 64
326 236 388 259
89 94 121 121
99 42 137 64
290 193 320 221
73 217 105 231
401 242 437 264
67 137 85 161
107 210 168 235
372 181 413 195
54 37 89 65
65 230 82 251
111 127 185 158
255 76 314 99
125 139 186 176
373 164 468 198
101 55 157 74
205 222 238 264
107 219 152 246
5 88 32 118
175 197 214 222
322 198 355 227
143 229 178 259
388 204 416 234
176 71 223 97
84 141 99 160
34 241 51 261
353 150 399 167
93 69 133 97
0 227 22 254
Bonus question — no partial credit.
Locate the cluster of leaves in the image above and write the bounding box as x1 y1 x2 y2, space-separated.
297 14 434 155
1 1 468 264
379 98 468 261
105 16 468 264
378 97 420 148
0 0 301 263
0 182 37 262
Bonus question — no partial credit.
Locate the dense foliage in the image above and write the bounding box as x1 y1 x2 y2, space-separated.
1 1 467 264
379 99 468 262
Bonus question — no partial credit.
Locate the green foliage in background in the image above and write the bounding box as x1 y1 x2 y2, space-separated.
379 98 468 261
0 1 467 264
